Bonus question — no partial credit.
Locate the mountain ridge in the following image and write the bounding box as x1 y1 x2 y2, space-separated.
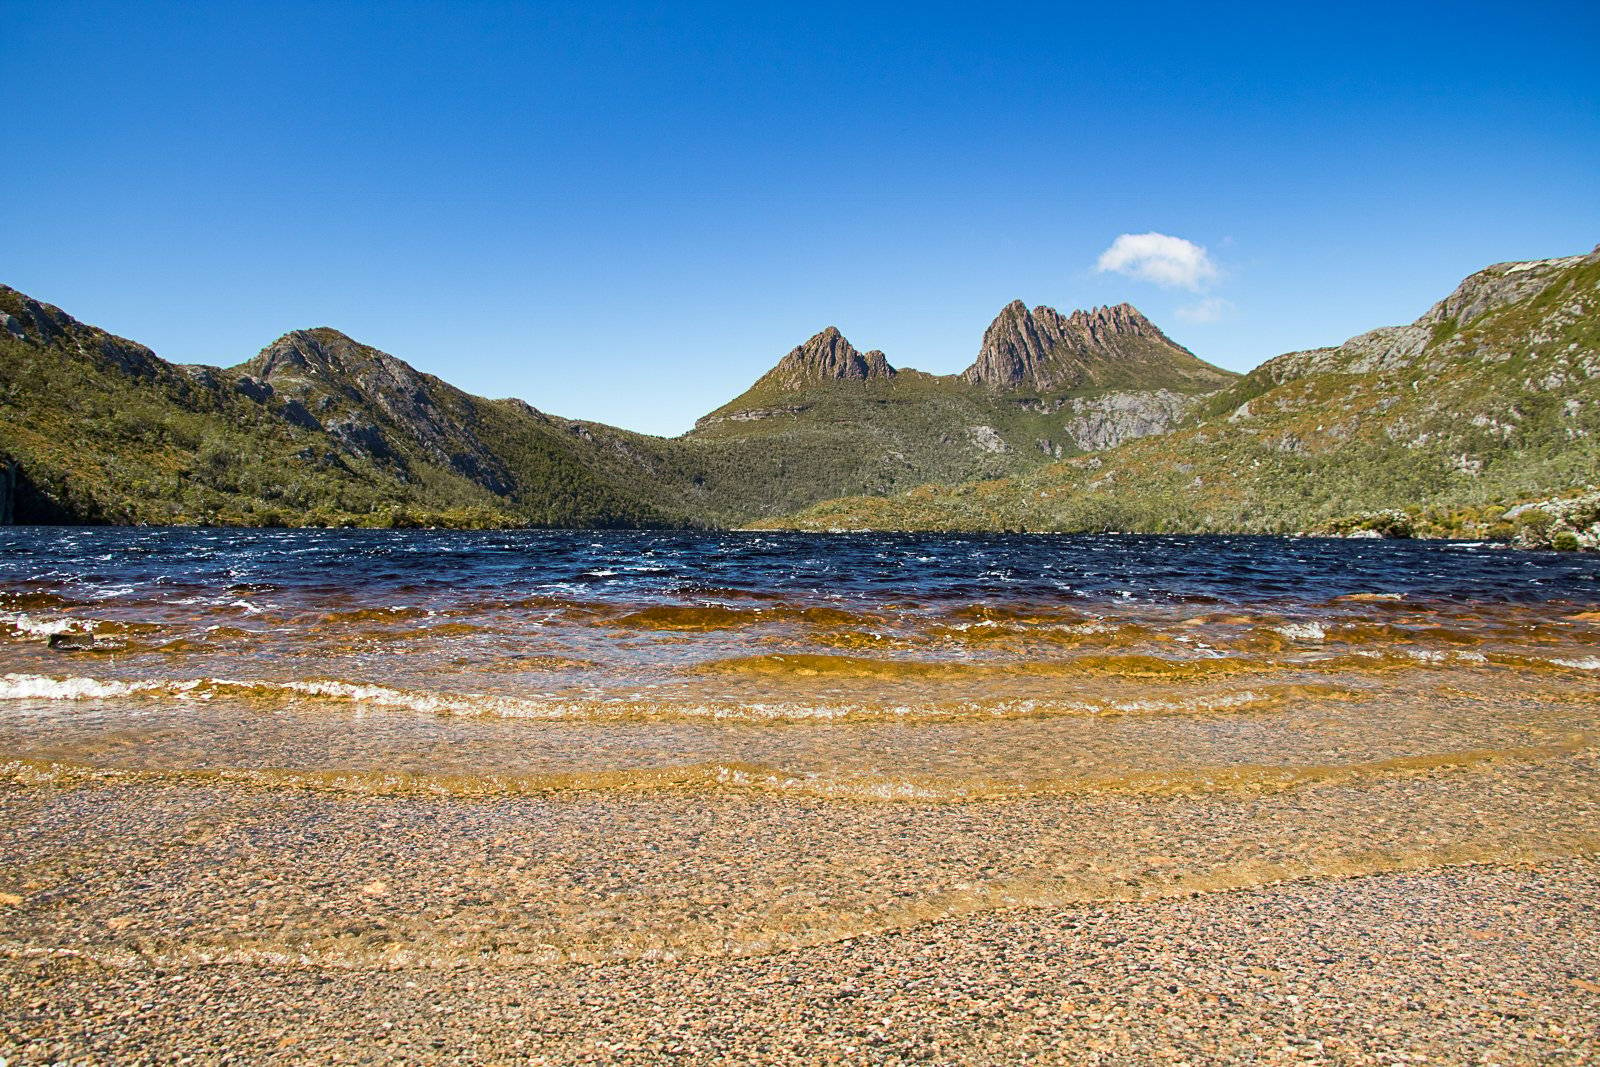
962 299 1233 393
763 245 1600 545
6 246 1591 540
0 288 692 527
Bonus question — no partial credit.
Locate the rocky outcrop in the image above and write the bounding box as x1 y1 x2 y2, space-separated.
692 404 810 430
1058 389 1198 452
965 425 1008 453
752 327 895 391
1424 248 1598 328
1249 245 1600 386
962 300 1062 389
962 301 1234 393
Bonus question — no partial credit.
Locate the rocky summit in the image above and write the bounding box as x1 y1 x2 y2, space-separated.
752 327 896 390
962 300 1233 393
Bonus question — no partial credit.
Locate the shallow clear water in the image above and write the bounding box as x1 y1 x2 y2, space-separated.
1 528 1597 965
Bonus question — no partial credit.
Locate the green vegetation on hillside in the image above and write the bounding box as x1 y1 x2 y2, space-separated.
0 287 1237 528
4 247 1595 541
763 251 1600 543
0 291 684 527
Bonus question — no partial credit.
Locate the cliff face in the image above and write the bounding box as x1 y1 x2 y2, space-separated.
962 301 1234 394
1057 389 1201 452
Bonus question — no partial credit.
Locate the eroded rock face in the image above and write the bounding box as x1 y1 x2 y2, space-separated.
755 327 895 390
0 284 164 378
693 405 810 430
962 301 1232 393
966 425 1008 453
1059 390 1198 452
1424 251 1594 328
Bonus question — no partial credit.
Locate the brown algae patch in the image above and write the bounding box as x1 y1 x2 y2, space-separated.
691 652 1280 681
609 603 868 632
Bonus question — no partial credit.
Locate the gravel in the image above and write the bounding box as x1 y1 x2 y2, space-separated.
4 857 1598 1065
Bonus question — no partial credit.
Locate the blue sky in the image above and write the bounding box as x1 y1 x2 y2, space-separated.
7 1 1598 435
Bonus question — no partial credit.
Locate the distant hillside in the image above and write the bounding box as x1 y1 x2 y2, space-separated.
762 247 1600 543
679 306 1238 521
23 240 1593 542
0 290 689 527
0 285 1235 528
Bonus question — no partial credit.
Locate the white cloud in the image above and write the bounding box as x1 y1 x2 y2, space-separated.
1175 297 1234 323
1096 232 1219 292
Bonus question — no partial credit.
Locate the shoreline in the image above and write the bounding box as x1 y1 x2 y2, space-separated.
0 521 1589 552
4 855 1598 1064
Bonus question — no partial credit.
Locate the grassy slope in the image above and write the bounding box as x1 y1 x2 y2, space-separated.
679 372 1050 521
764 254 1600 536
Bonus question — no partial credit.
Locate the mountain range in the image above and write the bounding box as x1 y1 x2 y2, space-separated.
2 244 1595 542
0 285 1232 527
769 246 1600 546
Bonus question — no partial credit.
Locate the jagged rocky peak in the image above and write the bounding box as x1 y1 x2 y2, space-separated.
1065 302 1162 338
246 327 405 384
963 299 1231 393
757 326 895 390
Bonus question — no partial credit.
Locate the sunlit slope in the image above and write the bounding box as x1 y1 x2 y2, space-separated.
0 285 1237 527
0 290 690 527
679 310 1238 522
763 247 1600 535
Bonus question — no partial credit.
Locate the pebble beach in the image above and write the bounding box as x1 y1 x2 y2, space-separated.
4 855 1598 1064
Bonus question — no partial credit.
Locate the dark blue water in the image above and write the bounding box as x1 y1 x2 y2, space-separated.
1 527 1596 608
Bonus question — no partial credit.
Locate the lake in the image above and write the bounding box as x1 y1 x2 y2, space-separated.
2 528 1598 965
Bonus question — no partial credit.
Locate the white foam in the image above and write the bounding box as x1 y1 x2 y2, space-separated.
0 612 96 638
1274 622 1327 641
1405 649 1487 665
0 674 156 700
